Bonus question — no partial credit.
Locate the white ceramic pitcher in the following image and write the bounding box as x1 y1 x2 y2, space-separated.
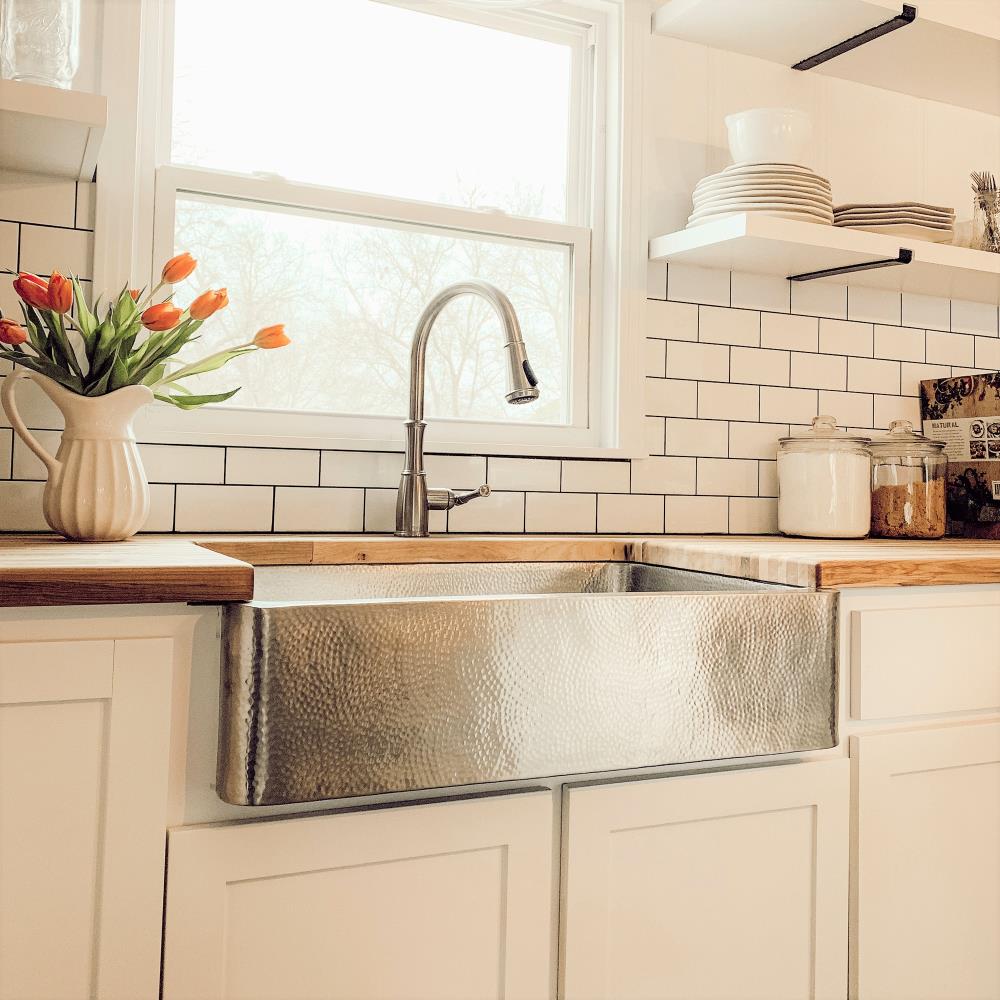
2 369 153 541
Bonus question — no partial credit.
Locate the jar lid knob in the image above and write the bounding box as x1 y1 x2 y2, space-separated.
888 419 914 435
811 414 839 433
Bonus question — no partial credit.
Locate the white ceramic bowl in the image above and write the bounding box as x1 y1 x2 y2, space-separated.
725 108 812 166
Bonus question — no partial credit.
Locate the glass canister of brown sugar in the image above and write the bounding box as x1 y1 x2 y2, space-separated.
869 419 948 539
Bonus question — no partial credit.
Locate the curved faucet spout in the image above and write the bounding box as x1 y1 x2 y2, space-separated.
396 280 541 537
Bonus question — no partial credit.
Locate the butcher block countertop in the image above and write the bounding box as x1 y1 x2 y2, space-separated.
0 534 999 606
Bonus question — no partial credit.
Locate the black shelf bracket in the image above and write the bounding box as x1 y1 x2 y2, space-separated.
788 248 913 282
792 4 917 71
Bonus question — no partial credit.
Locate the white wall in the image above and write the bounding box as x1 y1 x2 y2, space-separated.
0 12 997 535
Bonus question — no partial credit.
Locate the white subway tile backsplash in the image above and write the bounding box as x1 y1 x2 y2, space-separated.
525 492 596 533
0 428 11 478
729 421 785 460
761 312 818 352
902 293 950 331
646 260 668 300
698 382 758 421
644 337 667 377
226 447 319 486
728 497 778 534
900 362 950 396
817 390 873 429
699 306 759 346
645 377 698 417
630 456 696 495
645 416 666 456
759 386 818 425
847 286 900 325
0 222 17 272
665 418 729 457
19 225 93 279
873 393 920 429
729 347 789 386
666 341 729 381
847 356 899 395
951 299 998 337
425 454 486 490
561 460 630 494
667 263 729 306
76 183 96 230
790 352 846 390
697 457 757 496
597 493 663 533
818 319 873 357
975 337 1000 370
273 487 364 532
12 429 60 480
175 485 273 532
0 481 48 530
664 495 727 533
925 330 974 367
0 170 77 227
142 484 176 533
757 461 778 498
140 443 225 484
874 325 924 362
647 299 698 341
449 490 524 532
322 450 402 488
487 457 560 492
730 272 789 313
790 281 846 320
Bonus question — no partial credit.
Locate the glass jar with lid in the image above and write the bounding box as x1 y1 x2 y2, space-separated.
777 415 871 538
869 419 947 539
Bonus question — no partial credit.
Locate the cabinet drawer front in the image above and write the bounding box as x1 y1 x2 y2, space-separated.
0 640 113 704
851 603 1000 720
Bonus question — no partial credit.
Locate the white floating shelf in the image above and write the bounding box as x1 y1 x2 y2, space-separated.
652 0 1000 117
649 215 1000 305
0 79 107 181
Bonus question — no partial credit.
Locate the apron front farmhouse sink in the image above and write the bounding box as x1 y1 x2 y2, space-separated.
217 562 837 805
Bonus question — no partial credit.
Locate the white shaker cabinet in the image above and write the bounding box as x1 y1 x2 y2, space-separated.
0 631 174 1000
852 722 1000 1000
560 759 850 1000
163 789 555 1000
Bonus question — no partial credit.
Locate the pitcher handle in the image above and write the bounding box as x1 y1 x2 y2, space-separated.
1 368 60 475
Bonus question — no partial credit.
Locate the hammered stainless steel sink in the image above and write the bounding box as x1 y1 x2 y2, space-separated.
218 562 837 806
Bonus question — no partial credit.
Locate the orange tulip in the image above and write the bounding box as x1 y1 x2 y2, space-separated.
189 287 229 320
161 252 197 284
129 289 141 302
47 272 72 314
0 318 27 346
141 302 184 331
253 324 290 349
13 273 50 311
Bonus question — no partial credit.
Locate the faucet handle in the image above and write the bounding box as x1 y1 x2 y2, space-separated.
427 485 490 511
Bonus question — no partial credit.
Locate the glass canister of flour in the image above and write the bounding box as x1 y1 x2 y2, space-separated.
869 419 947 539
777 416 872 538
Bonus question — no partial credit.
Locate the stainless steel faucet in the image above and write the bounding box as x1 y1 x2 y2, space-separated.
395 281 540 537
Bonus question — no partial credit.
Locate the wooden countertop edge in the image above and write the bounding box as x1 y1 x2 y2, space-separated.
815 557 1000 589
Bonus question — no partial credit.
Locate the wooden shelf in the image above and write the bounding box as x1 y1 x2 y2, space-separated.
649 214 1000 304
0 80 107 180
651 0 1000 117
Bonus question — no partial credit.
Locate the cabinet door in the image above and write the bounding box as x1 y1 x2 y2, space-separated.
561 760 849 1000
0 636 173 1000
163 790 555 1000
853 722 1000 1000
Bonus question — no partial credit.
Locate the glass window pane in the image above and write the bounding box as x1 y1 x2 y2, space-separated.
171 194 572 424
171 0 573 222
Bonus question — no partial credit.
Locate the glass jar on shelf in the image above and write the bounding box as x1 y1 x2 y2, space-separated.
777 415 872 538
869 419 948 539
0 0 80 89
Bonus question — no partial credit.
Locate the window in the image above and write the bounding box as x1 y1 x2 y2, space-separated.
131 0 641 454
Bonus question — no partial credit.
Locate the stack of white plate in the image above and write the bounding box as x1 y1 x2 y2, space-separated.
688 163 833 228
833 203 955 243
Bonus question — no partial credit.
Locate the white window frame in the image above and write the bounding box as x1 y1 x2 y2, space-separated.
94 0 646 459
